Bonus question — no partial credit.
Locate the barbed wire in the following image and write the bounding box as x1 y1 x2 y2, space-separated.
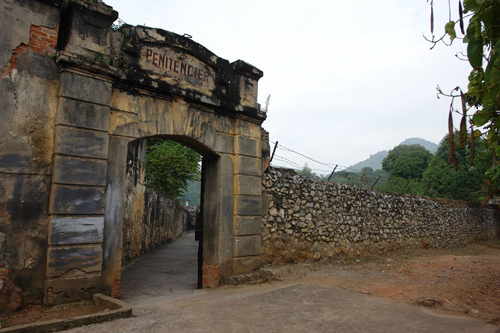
272 155 302 170
269 140 365 174
270 140 335 170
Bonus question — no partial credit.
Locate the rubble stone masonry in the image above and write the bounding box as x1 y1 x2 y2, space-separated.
261 167 500 264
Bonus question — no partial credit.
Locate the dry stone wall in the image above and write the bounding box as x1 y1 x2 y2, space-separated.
261 167 500 263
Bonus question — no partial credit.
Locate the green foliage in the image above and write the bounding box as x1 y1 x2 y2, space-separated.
298 163 317 178
422 133 492 201
428 0 500 195
382 144 433 180
380 176 427 195
146 139 201 198
327 168 389 190
380 144 432 195
359 167 374 186
445 20 457 41
178 178 201 207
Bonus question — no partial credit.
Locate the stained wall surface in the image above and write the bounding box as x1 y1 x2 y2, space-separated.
1 0 267 311
0 0 61 312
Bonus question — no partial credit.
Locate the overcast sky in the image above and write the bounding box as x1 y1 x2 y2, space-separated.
104 0 470 174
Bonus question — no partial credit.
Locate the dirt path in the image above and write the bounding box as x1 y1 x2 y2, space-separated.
2 240 499 331
271 239 500 325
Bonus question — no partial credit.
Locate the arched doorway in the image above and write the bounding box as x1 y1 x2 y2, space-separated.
118 136 208 300
102 110 228 297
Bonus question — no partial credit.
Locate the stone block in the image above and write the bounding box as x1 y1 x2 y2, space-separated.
111 88 146 113
50 217 104 245
56 98 110 131
55 126 109 159
236 175 262 196
236 196 262 216
236 155 261 176
47 245 102 278
219 154 234 197
0 173 51 229
16 51 59 79
45 273 101 305
0 151 34 174
54 155 107 186
214 132 234 154
232 256 261 275
52 185 104 215
234 236 261 257
237 136 259 157
235 216 262 236
236 120 261 138
109 110 140 138
59 71 111 106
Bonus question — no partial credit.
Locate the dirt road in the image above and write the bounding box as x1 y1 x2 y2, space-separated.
65 240 499 333
275 240 500 325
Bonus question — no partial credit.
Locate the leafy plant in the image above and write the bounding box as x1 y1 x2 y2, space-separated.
422 133 492 201
146 139 201 198
298 163 317 178
426 0 500 206
382 144 433 180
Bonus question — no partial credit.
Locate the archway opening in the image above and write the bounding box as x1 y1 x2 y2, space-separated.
118 135 217 302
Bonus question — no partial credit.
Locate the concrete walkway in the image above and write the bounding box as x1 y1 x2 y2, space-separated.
120 231 200 306
70 282 498 333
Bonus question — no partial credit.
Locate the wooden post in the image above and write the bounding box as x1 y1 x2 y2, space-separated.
269 141 278 164
371 175 382 189
423 185 430 196
327 165 338 182
401 180 411 194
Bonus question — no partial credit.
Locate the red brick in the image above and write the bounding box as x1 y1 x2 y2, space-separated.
202 263 220 288
32 31 48 38
16 45 28 52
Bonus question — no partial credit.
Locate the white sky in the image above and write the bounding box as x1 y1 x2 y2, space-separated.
104 0 470 174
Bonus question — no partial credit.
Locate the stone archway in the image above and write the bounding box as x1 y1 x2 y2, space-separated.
0 0 269 307
102 100 231 297
44 3 268 303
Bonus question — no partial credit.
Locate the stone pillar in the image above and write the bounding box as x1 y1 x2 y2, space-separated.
45 69 112 304
102 134 130 297
232 120 263 274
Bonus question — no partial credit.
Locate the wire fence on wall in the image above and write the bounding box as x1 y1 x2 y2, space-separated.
268 140 390 191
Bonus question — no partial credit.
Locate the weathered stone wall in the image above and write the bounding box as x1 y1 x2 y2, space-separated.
261 167 500 263
1 0 267 309
0 0 61 312
122 140 188 266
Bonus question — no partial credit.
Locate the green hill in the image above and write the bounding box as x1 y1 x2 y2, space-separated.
348 137 438 172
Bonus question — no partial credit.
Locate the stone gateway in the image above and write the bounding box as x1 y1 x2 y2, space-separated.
1 0 269 311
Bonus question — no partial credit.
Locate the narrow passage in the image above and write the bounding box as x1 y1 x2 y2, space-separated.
120 231 199 303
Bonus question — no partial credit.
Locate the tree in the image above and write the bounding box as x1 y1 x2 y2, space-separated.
426 0 500 203
298 163 317 178
146 139 201 198
381 144 433 195
382 144 433 180
422 133 492 201
359 167 374 186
